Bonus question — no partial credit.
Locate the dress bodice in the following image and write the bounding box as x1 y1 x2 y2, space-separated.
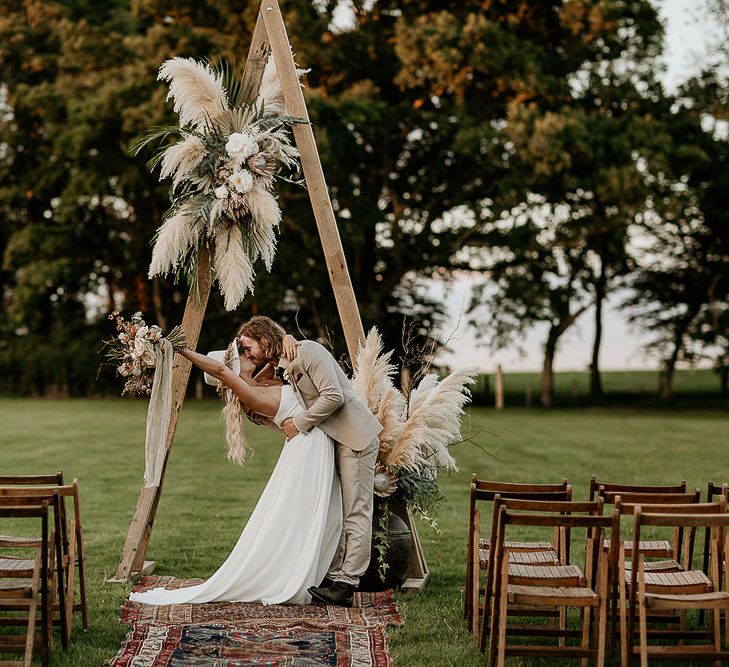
273 385 303 427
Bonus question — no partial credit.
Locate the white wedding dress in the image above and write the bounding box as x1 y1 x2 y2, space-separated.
129 385 343 606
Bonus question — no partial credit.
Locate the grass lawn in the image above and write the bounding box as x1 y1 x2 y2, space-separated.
0 398 727 665
471 368 727 408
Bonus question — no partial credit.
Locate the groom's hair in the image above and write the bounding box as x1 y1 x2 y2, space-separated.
237 316 286 360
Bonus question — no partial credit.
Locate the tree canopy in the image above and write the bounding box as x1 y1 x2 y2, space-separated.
0 0 727 402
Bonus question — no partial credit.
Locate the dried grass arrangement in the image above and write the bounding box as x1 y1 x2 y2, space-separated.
132 56 306 310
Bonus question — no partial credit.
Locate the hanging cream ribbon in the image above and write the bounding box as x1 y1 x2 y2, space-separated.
144 339 174 487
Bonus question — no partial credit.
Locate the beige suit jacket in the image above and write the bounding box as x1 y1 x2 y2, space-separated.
284 341 382 452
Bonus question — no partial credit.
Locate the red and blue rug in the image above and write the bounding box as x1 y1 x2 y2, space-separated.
110 576 403 666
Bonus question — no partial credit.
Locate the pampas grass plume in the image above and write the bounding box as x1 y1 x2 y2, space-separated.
213 224 254 310
246 187 281 271
160 135 206 188
148 210 197 278
159 57 227 130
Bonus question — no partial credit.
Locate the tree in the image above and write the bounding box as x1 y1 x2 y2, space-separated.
448 1 665 405
624 76 729 399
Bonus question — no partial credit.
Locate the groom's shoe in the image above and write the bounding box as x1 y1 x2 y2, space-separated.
308 582 355 608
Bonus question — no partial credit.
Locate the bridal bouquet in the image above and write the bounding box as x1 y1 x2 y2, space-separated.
132 56 305 310
352 328 477 579
104 311 187 396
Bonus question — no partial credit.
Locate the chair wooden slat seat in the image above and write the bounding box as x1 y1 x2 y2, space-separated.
624 567 712 593
0 536 41 548
479 549 559 568
508 563 585 587
480 539 554 551
646 591 729 608
507 584 599 606
623 558 681 572
0 558 35 576
613 538 673 557
0 579 34 595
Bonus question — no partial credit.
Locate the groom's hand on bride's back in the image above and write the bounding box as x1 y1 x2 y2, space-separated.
282 334 300 361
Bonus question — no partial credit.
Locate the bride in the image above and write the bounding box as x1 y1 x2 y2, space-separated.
129 340 343 606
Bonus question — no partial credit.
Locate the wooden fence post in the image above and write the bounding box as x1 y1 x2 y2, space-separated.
495 364 504 411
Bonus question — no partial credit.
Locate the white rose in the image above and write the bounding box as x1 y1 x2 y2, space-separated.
228 169 254 194
225 132 259 162
214 185 229 199
133 327 148 357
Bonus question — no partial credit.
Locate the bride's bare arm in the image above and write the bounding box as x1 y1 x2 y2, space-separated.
177 348 280 417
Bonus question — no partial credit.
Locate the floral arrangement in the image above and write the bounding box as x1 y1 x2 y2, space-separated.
351 328 477 580
104 311 187 396
131 56 305 310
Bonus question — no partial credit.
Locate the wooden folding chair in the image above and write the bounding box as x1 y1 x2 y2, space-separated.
464 475 570 637
0 502 50 667
614 498 725 654
0 480 87 645
0 491 67 652
488 504 620 667
621 502 729 666
480 497 603 655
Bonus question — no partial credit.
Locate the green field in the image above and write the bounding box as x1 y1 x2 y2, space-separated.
471 368 726 407
0 398 727 665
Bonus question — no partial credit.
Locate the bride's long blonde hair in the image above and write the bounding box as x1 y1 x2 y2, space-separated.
218 339 250 464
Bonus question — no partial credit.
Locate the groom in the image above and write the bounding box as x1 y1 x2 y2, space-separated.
237 316 383 607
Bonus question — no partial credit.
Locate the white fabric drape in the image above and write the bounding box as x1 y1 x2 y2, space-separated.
144 339 174 487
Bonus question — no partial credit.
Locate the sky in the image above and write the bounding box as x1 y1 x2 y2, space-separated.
435 0 711 372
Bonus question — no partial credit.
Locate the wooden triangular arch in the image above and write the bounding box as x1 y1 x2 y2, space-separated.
110 0 428 591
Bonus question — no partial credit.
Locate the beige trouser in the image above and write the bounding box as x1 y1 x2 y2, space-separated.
327 437 379 587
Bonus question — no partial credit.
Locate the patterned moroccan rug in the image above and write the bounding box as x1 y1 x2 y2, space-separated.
109 576 403 666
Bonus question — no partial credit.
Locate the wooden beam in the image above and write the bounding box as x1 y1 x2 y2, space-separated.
241 9 270 98
261 0 365 362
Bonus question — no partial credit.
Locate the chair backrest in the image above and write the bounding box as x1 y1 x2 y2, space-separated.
588 475 686 501
599 489 700 506
493 496 603 515
633 500 729 575
472 474 569 497
0 481 79 501
0 471 64 486
473 486 573 503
